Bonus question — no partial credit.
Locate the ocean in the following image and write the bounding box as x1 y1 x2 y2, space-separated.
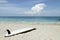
0 16 60 22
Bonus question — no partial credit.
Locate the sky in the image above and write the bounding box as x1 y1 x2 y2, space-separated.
0 0 60 16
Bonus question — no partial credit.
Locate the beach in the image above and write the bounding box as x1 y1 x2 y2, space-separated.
0 21 60 40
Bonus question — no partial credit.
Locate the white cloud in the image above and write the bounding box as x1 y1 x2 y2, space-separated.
0 0 8 3
32 3 46 12
24 3 46 14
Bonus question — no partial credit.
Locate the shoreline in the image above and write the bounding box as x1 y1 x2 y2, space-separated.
0 21 60 25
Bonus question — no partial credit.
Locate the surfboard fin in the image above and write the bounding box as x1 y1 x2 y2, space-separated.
6 29 11 34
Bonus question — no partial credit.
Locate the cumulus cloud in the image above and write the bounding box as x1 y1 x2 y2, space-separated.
24 3 46 14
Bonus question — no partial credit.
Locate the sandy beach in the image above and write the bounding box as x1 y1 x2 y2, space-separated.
0 21 60 40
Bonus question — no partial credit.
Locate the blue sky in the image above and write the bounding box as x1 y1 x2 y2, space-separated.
0 0 60 16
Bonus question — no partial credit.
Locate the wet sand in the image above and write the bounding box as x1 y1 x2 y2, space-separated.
0 22 60 40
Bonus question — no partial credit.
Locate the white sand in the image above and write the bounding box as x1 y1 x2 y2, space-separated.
0 22 60 40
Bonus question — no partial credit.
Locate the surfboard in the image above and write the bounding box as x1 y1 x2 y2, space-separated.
5 28 36 37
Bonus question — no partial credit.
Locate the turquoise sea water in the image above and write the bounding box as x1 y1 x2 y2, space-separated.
0 16 60 22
